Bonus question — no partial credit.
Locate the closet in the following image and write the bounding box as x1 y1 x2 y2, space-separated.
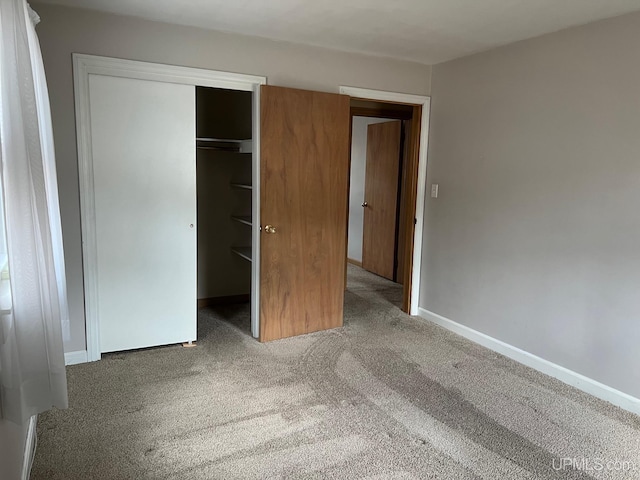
75 55 354 358
196 87 253 333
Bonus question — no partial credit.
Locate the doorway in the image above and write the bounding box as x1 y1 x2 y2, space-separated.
346 107 412 309
348 108 413 283
341 87 431 316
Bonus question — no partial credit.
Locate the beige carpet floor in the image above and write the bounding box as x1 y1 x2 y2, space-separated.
32 266 640 479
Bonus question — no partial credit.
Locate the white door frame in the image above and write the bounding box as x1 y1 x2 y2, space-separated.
339 86 430 316
74 54 266 361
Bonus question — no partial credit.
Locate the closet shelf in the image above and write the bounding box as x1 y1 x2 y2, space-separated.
232 216 252 227
231 247 252 262
197 138 252 153
230 183 252 190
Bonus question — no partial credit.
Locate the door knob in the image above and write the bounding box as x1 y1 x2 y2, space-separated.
264 225 277 234
361 202 368 207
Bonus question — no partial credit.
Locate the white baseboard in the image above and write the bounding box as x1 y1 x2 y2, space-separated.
418 308 640 416
21 415 37 480
64 350 88 366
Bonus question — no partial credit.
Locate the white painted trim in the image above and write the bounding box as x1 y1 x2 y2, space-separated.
74 55 100 362
418 308 640 416
411 99 431 316
250 84 261 338
339 86 431 315
339 86 428 106
72 54 266 91
74 54 267 360
21 415 37 480
64 350 88 366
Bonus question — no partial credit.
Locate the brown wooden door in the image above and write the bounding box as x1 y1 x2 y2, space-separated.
259 85 350 342
361 121 402 280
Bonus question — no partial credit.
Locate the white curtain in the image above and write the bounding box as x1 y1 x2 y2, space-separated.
0 0 69 424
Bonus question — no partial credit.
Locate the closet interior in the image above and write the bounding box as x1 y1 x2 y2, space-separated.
196 86 253 334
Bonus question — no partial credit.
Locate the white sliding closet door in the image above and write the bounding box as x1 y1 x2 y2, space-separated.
88 75 196 353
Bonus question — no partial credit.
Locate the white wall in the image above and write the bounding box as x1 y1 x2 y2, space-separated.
348 117 395 262
30 2 431 353
423 11 640 399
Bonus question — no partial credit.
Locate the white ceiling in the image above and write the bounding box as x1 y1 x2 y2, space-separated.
36 0 640 64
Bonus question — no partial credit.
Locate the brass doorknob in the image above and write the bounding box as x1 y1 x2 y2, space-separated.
361 202 368 207
264 225 277 234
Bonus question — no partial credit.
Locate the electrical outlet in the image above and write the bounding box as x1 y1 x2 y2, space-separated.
431 184 439 198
